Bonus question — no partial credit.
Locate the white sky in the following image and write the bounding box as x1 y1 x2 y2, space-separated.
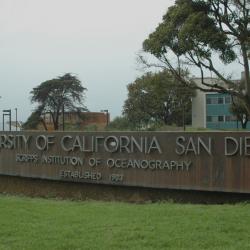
0 0 175 122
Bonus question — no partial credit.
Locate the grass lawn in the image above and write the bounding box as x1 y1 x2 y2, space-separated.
0 195 249 250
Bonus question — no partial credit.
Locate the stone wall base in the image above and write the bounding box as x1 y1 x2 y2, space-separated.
1 175 250 204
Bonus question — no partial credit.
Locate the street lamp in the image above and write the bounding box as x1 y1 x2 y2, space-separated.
3 109 11 131
15 108 17 131
101 109 109 127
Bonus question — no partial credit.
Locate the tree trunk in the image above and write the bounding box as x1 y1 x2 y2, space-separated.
53 117 59 130
41 119 48 131
241 43 250 96
241 118 248 129
53 110 60 130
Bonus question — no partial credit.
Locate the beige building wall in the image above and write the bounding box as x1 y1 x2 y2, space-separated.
37 112 110 131
191 78 218 128
192 88 206 128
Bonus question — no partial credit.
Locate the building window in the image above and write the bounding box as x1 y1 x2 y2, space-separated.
225 96 232 104
211 98 218 104
218 97 224 104
211 116 218 122
225 115 237 122
207 116 226 123
207 97 218 104
206 96 230 105
218 116 224 122
207 116 220 122
206 98 212 104
206 97 221 105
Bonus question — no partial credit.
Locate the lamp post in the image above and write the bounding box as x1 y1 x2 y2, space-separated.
101 109 109 127
15 108 17 131
3 109 11 131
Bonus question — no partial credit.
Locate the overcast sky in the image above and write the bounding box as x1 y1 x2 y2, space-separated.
0 0 176 122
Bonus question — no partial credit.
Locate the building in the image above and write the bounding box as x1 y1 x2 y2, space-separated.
38 111 110 131
192 77 250 130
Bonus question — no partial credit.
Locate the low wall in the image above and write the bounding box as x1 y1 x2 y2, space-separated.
1 175 250 203
0 131 250 194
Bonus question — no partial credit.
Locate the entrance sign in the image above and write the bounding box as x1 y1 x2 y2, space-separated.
0 131 250 193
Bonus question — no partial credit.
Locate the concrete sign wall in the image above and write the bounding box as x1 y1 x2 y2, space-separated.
0 131 250 193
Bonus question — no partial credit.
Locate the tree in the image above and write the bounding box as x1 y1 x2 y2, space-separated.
107 116 132 131
25 73 87 130
230 97 249 128
123 70 195 129
229 79 249 128
142 0 250 112
22 105 48 130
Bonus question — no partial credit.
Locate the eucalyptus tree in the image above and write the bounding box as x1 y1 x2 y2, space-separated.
142 0 250 111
